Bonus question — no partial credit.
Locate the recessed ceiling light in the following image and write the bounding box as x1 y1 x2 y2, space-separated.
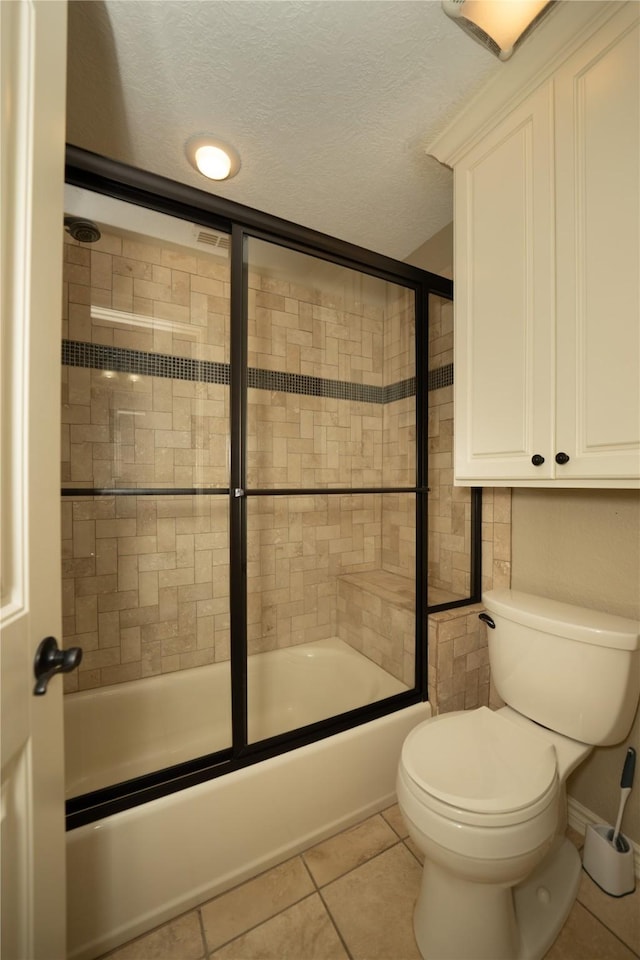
185 135 241 181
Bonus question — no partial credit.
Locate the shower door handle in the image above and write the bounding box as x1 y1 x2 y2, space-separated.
33 635 83 696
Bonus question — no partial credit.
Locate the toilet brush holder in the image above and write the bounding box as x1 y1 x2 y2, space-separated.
582 824 636 897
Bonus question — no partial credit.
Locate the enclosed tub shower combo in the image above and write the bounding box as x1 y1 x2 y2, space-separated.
60 148 480 958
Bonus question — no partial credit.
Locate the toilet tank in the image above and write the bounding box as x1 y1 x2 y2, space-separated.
482 589 640 746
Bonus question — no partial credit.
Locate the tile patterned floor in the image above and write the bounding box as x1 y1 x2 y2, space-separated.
101 805 640 960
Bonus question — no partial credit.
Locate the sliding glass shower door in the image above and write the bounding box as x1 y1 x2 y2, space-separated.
61 188 232 798
244 238 417 743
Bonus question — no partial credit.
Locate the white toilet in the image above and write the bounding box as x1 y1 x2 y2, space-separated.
397 589 640 960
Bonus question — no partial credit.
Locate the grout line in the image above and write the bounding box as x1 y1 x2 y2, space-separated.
201 890 320 957
379 804 407 840
402 838 423 866
300 850 320 891
313 837 405 892
576 900 640 959
196 907 210 960
317 885 355 960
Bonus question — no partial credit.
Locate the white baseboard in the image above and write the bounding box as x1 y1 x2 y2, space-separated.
568 795 640 879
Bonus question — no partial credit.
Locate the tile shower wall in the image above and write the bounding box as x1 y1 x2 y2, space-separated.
61 495 230 689
428 489 512 714
245 267 415 663
61 231 418 690
61 228 232 692
382 292 416 581
428 295 472 601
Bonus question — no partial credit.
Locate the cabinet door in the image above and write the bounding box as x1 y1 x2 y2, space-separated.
454 83 555 483
555 6 640 482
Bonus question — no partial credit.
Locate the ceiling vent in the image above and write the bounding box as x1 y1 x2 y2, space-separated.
194 228 231 256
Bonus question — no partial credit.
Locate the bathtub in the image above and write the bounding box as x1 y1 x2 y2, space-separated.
66 638 430 959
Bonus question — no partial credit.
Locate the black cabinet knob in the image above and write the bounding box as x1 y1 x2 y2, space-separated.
555 452 570 465
531 454 545 466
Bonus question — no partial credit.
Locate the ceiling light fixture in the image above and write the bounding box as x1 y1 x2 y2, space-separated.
185 135 241 181
442 0 552 61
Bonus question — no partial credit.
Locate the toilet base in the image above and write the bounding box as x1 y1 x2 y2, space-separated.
514 837 581 960
413 838 581 960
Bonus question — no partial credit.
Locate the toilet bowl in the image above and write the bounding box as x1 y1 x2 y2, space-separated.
397 590 640 960
397 706 589 960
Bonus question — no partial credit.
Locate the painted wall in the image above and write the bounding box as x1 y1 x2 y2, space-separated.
511 488 640 844
405 222 453 280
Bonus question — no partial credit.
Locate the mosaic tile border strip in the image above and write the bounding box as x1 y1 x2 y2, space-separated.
62 339 230 386
62 340 450 402
250 367 390 403
428 363 453 391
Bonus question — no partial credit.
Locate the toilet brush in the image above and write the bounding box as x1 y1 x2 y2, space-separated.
611 747 636 851
582 747 636 896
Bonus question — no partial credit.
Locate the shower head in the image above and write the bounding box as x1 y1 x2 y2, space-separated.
64 216 101 243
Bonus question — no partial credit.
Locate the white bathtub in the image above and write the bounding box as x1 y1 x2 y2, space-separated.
65 638 430 959
64 637 409 796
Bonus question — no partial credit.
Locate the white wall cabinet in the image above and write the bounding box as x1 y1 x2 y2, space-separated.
433 2 639 487
453 82 556 482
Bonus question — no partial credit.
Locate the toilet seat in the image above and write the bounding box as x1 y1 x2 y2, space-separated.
401 707 558 828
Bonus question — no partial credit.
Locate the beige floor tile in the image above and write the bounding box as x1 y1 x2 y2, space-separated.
381 803 409 839
544 901 638 960
209 893 349 960
322 843 422 960
576 870 640 955
303 814 398 887
101 911 204 960
201 856 314 952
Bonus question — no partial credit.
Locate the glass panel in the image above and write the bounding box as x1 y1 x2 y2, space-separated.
246 238 416 490
427 291 473 606
246 492 414 743
61 189 231 797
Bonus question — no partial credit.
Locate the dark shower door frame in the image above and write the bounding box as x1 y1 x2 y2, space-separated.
63 146 472 829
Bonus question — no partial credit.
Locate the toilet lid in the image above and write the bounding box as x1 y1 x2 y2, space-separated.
402 707 557 815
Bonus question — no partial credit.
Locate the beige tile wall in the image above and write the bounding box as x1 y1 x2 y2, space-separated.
427 605 490 713
337 569 415 685
62 231 419 687
63 230 230 361
247 391 383 490
61 494 230 692
62 228 232 691
381 294 416 581
245 278 413 657
62 369 229 488
428 489 512 714
247 266 385 382
428 294 474 600
247 494 383 655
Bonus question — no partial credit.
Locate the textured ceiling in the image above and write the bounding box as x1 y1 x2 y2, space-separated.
66 0 500 261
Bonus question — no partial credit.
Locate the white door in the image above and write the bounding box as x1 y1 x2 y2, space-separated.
1 2 69 958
